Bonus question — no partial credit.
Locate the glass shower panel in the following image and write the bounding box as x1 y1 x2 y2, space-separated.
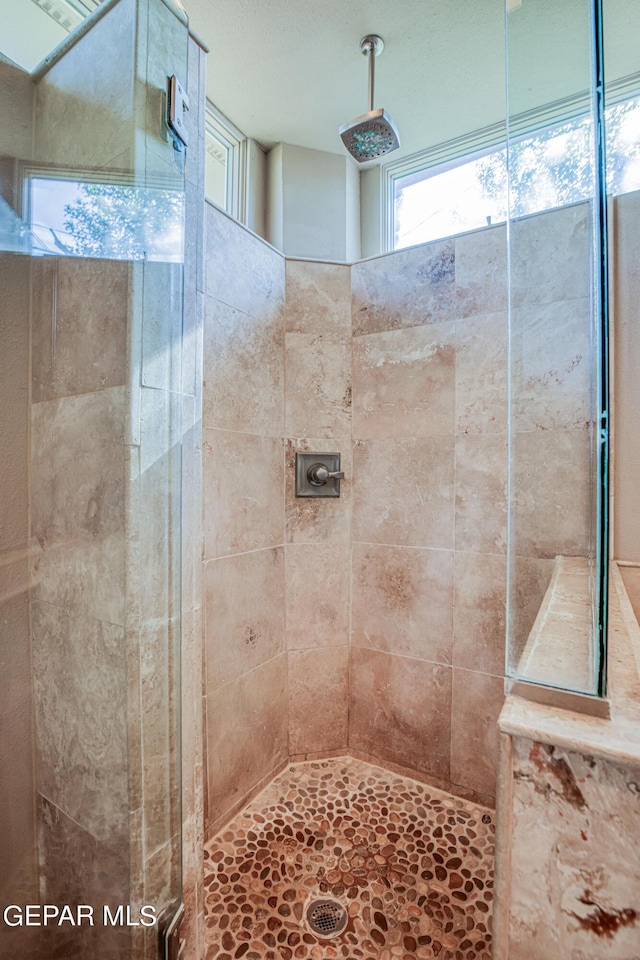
0 0 188 956
505 0 607 698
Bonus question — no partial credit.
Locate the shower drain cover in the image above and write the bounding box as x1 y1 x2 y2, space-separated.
305 898 348 939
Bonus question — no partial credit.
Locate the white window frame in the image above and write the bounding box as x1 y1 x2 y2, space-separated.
381 69 640 253
205 101 247 221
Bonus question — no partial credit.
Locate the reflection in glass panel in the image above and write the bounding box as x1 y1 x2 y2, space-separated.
1 0 101 72
29 176 185 261
0 0 189 954
505 0 606 699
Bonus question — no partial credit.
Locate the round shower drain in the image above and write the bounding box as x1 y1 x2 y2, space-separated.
305 898 348 939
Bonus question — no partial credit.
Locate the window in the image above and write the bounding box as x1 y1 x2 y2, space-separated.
388 93 640 251
24 171 184 261
205 102 246 219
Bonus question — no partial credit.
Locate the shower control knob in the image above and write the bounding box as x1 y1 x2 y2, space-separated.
307 463 345 486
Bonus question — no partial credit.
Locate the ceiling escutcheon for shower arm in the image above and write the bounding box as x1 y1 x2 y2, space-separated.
339 34 400 163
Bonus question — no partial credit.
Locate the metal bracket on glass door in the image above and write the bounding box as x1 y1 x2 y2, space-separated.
167 75 189 147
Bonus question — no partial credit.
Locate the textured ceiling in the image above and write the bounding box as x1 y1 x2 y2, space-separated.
183 0 636 164
183 0 507 161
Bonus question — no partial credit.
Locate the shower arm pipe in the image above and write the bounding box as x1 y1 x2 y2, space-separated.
367 43 375 111
360 34 384 113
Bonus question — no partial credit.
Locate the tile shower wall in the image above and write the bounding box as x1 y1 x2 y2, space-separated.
203 223 509 821
28 3 138 950
0 57 38 960
203 204 288 832
508 202 593 668
203 204 597 824
284 259 351 759
26 2 197 957
612 191 640 615
29 256 131 960
0 254 39 960
350 229 508 803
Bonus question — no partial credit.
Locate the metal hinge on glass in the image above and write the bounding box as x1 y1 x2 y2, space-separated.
167 75 189 147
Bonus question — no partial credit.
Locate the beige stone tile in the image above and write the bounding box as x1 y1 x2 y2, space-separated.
613 193 640 564
352 543 454 663
352 437 455 549
349 648 452 780
455 311 507 436
203 295 284 436
285 438 352 544
288 646 348 755
507 556 555 672
30 387 126 624
285 334 351 437
31 534 126 628
140 620 176 860
455 223 507 318
450 668 503 798
510 202 590 307
0 567 36 907
0 254 30 554
620 566 640 625
352 323 455 439
140 260 184 394
138 386 182 624
351 240 456 336
511 298 591 432
205 204 285 321
37 794 131 959
203 429 284 558
205 547 285 690
285 259 351 336
143 837 178 907
507 740 640 960
453 551 506 676
285 543 349 649
455 434 508 554
32 601 129 848
31 387 125 544
205 654 288 824
182 282 203 401
511 428 592 559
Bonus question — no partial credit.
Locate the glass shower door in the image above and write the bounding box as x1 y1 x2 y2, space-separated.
0 0 188 956
504 0 609 702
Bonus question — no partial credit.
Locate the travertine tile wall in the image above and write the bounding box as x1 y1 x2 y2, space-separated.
0 56 38 960
612 191 640 575
284 260 352 759
203 204 288 833
29 7 139 950
29 256 132 960
349 229 508 803
502 736 640 960
0 251 39 960
26 3 198 958
203 203 597 823
507 202 593 670
203 224 508 812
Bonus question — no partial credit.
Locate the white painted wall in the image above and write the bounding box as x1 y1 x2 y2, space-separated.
245 138 266 239
266 142 284 252
266 142 361 261
360 166 383 261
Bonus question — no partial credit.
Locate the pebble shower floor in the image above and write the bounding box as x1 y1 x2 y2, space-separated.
204 757 494 960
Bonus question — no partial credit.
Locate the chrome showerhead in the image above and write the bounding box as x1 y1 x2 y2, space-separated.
339 35 400 163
